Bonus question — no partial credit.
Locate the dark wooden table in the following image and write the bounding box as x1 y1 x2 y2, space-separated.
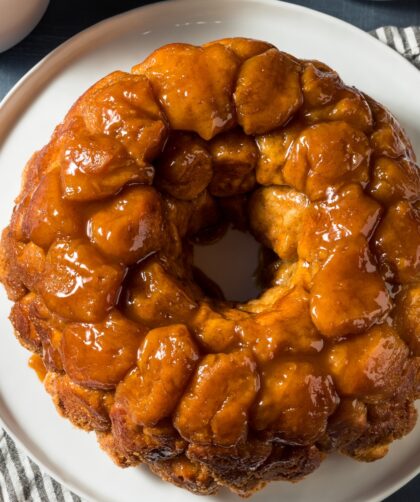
0 0 419 500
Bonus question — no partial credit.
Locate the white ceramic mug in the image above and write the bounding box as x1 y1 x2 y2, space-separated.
0 0 49 53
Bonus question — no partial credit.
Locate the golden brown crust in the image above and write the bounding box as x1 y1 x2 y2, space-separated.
149 456 218 495
44 372 112 432
9 293 42 352
96 431 136 468
0 38 419 497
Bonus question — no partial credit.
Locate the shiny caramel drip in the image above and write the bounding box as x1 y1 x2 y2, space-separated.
28 354 47 382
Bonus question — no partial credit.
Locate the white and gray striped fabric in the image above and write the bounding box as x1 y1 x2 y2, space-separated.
0 24 419 502
0 429 81 501
371 26 420 68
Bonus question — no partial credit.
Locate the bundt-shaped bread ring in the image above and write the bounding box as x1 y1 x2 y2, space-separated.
1 37 420 496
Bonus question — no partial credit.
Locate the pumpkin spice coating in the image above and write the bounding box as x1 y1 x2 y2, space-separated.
0 37 419 497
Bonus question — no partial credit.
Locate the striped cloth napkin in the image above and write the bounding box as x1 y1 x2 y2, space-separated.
372 26 420 68
1 25 419 502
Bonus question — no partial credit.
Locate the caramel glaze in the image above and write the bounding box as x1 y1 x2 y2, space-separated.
1 37 419 497
28 354 47 382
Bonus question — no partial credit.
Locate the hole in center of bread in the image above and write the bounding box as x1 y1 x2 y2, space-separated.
193 226 262 303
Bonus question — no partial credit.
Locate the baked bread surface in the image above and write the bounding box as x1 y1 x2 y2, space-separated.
1 37 420 496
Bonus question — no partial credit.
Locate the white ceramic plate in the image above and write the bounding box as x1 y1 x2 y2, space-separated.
0 1 419 501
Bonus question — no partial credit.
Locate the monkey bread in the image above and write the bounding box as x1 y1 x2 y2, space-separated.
1 38 419 496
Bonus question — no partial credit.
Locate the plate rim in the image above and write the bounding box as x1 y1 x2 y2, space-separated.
0 0 419 500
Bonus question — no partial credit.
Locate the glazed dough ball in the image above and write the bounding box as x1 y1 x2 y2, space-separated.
252 360 339 444
88 186 164 265
39 238 124 322
134 43 239 140
310 237 391 338
327 325 409 401
249 186 309 260
234 49 303 134
174 351 259 446
283 121 371 200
